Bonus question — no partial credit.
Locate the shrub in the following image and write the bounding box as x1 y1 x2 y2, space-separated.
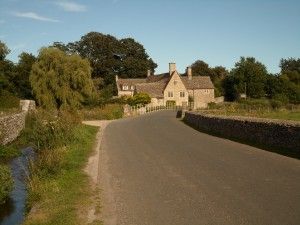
24 110 80 151
0 164 13 204
0 91 20 110
128 93 151 106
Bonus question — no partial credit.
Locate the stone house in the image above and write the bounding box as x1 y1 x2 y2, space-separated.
116 63 215 108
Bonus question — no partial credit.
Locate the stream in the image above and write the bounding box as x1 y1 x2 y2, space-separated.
0 147 34 225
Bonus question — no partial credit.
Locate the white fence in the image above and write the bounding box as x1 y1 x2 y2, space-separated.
123 104 187 117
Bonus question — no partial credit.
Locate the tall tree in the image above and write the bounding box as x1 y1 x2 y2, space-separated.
119 38 157 79
0 41 15 95
30 48 94 109
230 57 268 98
14 52 36 98
191 60 228 96
280 58 300 85
0 41 10 61
191 60 213 77
59 32 157 86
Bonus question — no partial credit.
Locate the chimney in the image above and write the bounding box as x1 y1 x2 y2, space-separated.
187 67 192 80
169 62 176 75
147 69 151 77
115 75 119 81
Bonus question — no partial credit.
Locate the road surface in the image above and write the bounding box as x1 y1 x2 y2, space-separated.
99 111 300 225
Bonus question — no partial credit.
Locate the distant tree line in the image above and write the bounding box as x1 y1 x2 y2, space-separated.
0 31 299 110
190 57 300 104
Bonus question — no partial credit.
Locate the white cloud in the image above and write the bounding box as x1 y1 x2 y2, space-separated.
12 12 59 22
55 2 87 12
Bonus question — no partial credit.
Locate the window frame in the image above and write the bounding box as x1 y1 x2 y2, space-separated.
168 91 173 97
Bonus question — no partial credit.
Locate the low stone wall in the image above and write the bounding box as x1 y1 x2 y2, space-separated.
0 100 36 145
184 112 300 151
0 111 27 145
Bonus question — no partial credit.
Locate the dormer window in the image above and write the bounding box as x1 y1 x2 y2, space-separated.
123 85 129 90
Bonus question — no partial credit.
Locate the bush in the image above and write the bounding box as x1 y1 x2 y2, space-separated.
128 93 151 106
0 91 20 110
24 110 80 151
0 164 13 204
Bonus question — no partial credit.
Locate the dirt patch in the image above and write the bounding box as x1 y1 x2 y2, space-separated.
81 120 112 225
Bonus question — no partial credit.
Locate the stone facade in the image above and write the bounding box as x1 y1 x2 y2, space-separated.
163 71 189 106
116 63 215 108
0 100 35 145
184 112 300 151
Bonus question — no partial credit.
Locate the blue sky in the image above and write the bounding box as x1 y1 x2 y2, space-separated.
0 0 299 74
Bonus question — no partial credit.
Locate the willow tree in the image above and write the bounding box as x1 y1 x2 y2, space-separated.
30 47 94 109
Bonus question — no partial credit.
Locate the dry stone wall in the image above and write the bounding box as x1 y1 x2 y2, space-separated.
0 100 35 145
184 112 300 151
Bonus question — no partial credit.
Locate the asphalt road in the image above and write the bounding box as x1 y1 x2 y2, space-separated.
99 111 300 225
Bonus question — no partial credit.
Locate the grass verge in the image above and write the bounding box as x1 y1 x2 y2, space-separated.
205 100 300 121
80 104 123 120
23 124 100 225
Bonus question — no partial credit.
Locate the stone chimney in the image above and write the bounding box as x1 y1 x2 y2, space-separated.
147 69 151 77
169 62 176 75
187 67 192 80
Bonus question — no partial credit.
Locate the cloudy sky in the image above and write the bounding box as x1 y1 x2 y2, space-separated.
0 0 299 73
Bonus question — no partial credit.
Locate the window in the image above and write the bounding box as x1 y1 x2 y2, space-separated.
130 85 134 90
180 91 185 97
123 85 128 90
168 91 173 97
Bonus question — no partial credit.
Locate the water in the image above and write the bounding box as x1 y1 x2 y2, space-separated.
0 147 34 225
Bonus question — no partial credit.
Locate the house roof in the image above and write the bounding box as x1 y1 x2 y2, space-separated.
116 72 214 95
135 82 165 98
181 76 214 89
116 78 146 90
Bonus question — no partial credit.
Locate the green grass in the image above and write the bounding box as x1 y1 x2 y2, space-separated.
201 109 300 121
0 145 20 162
204 100 300 121
80 104 123 120
23 125 99 225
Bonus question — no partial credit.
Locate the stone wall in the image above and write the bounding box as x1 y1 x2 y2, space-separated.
0 111 27 145
0 100 36 145
184 112 300 151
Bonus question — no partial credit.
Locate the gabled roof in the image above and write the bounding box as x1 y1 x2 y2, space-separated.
181 76 214 89
116 78 147 90
116 72 214 94
146 73 169 83
135 82 165 98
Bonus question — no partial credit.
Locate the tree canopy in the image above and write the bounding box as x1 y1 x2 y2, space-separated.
228 57 268 99
0 41 14 95
30 48 95 109
14 52 36 98
191 60 229 96
52 32 157 87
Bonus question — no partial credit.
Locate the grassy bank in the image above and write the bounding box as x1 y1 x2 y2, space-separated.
80 104 123 120
24 124 98 225
204 100 300 121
